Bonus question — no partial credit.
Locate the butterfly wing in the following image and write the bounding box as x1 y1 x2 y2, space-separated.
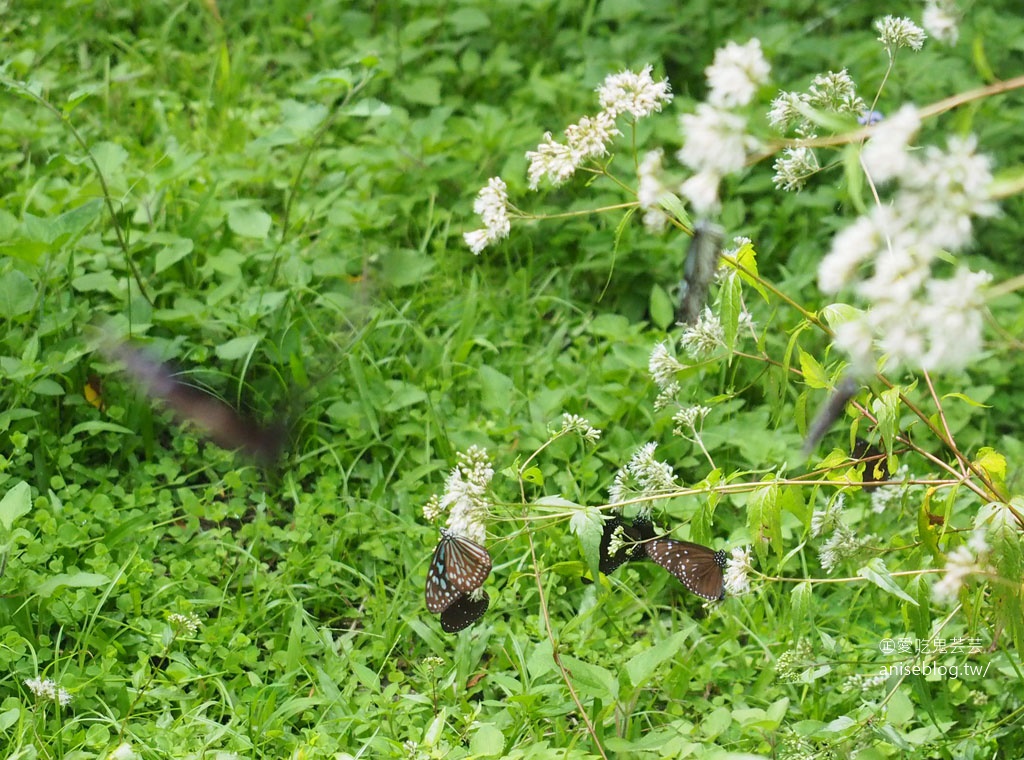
424 530 492 613
599 514 658 575
646 538 727 600
440 590 489 633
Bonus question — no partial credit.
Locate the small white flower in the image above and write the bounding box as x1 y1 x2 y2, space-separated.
168 611 202 635
767 90 807 132
463 177 511 253
25 677 72 706
932 545 978 603
876 15 927 52
806 69 865 115
672 405 711 438
680 169 722 214
108 743 139 760
597 65 673 119
923 0 960 45
861 104 921 183
525 132 577 190
565 111 621 162
430 446 494 544
678 104 754 175
724 546 753 595
811 494 845 538
678 308 724 359
772 146 819 191
648 341 686 389
557 413 602 444
705 39 771 108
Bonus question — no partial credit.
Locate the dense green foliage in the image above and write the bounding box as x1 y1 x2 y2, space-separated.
2 1 1023 758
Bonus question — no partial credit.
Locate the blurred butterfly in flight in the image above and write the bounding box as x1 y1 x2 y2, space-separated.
425 528 492 632
104 340 285 464
645 538 727 601
676 219 724 325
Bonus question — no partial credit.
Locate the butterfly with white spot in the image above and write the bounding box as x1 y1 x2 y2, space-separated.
645 538 727 601
424 528 492 614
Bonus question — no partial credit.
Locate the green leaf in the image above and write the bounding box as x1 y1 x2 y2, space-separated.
649 283 674 330
0 270 36 318
560 655 618 701
215 335 261 361
0 481 32 531
720 270 741 352
469 724 505 756
858 558 918 606
36 572 111 598
568 505 603 577
798 348 829 389
227 205 272 238
624 628 692 687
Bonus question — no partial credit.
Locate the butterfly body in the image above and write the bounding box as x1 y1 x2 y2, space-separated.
425 529 492 614
646 538 727 600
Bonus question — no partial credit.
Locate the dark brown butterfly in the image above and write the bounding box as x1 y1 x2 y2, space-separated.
440 590 490 633
599 513 657 575
424 529 492 614
645 538 727 601
852 438 890 492
676 219 724 325
106 341 285 464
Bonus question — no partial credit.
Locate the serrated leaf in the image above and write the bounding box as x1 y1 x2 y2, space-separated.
858 558 918 606
798 348 829 389
721 270 741 352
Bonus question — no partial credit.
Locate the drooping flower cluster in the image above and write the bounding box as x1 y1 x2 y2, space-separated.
678 39 770 212
422 445 494 544
464 177 512 255
819 105 997 372
932 530 990 604
724 546 753 595
555 413 602 444
608 442 678 504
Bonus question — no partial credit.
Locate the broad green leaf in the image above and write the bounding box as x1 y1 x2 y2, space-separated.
649 283 674 330
625 629 692 687
469 724 505 756
569 505 604 578
0 270 36 318
215 335 260 361
227 206 272 238
0 481 32 531
720 270 741 352
560 655 618 701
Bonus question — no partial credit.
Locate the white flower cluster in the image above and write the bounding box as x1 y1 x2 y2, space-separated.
556 413 602 444
923 0 961 45
875 15 927 53
464 177 511 255
768 69 865 191
423 445 494 544
25 677 72 706
608 442 678 504
724 546 753 595
678 39 770 212
819 105 997 372
933 530 990 604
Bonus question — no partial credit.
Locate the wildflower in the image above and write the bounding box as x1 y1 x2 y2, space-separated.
806 70 865 115
923 0 960 45
564 111 620 162
776 640 814 681
597 65 673 119
858 110 884 126
654 381 680 411
463 177 511 254
767 90 807 132
672 405 711 438
870 463 910 513
861 104 921 183
525 132 577 190
932 545 979 603
811 494 845 538
637 149 670 233
556 413 602 444
678 308 724 359
168 611 202 635
724 546 752 595
427 446 494 544
818 522 863 573
772 146 819 191
648 341 685 389
680 169 723 213
876 15 927 52
108 744 139 760
705 39 771 108
609 443 678 503
25 677 71 706
678 104 753 176
841 670 890 692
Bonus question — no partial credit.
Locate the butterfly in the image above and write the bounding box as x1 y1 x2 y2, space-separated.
599 513 657 575
424 528 492 614
105 341 285 464
645 538 727 601
852 438 890 492
440 590 490 633
676 219 724 325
